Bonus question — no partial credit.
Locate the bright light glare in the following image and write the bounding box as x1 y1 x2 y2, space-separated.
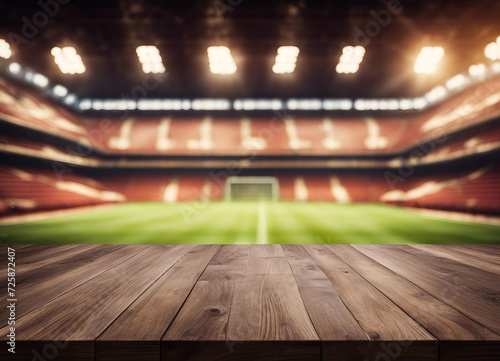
425 86 447 103
64 94 76 104
273 46 299 74
414 46 444 74
32 73 49 87
51 47 86 74
0 39 11 59
469 63 487 78
207 46 237 74
53 85 68 97
446 74 469 90
336 46 365 74
484 36 500 60
8 62 21 74
136 46 165 74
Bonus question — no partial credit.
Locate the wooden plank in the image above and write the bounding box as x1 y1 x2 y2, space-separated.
226 273 319 341
391 244 499 295
0 244 63 268
459 244 500 254
13 244 82 266
303 244 437 360
16 244 101 274
0 245 193 361
303 244 435 341
0 244 142 324
409 244 500 275
328 244 499 340
226 244 317 342
164 245 250 342
445 244 500 264
165 244 320 360
246 256 291 274
283 244 393 361
281 244 368 341
249 244 285 258
354 245 500 335
96 244 218 361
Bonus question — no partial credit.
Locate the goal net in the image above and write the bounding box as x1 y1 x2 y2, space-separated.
225 176 279 201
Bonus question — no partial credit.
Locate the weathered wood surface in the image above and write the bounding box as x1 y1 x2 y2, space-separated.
0 244 498 361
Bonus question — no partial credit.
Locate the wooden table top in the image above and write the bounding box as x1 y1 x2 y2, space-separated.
1 244 499 361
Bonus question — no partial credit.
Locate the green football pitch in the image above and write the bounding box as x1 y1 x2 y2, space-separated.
1 202 499 244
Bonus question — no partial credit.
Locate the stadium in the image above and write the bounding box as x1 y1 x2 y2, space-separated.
0 1 499 361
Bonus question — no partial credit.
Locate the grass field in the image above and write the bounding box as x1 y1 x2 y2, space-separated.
1 202 500 244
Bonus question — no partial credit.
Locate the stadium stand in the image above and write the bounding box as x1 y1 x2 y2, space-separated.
1 74 500 215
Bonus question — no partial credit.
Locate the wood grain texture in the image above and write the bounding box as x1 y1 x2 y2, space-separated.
0 245 193 344
409 244 500 276
246 257 292 274
0 244 62 268
0 244 142 324
226 273 319 341
2 244 499 361
392 244 499 295
354 245 500 335
303 244 435 341
329 244 499 341
249 244 285 258
445 244 500 264
281 244 369 341
96 244 217 361
164 245 250 341
16 244 101 274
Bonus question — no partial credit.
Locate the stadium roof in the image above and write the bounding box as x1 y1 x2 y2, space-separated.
1 0 500 100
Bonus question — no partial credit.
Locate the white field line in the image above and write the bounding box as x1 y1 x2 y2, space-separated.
257 201 268 244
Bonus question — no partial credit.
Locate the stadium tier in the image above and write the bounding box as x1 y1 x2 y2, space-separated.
1 74 500 215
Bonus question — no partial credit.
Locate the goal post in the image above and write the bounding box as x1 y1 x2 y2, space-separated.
225 176 279 201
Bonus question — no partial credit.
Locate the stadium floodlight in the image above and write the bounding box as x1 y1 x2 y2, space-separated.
414 46 444 74
469 63 487 78
336 46 365 74
287 99 322 110
64 94 77 105
192 99 231 110
273 46 299 74
8 62 21 74
399 99 414 110
233 99 283 110
32 73 49 87
78 99 92 110
484 36 500 60
354 99 367 110
136 46 165 74
492 62 500 74
51 47 86 74
413 97 428 109
446 74 469 91
323 99 353 110
137 99 188 111
53 85 68 97
207 46 237 74
0 39 11 59
425 86 447 103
